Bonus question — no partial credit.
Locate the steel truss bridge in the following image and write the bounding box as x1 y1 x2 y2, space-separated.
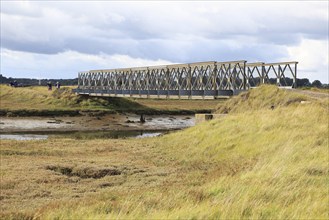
74 60 298 99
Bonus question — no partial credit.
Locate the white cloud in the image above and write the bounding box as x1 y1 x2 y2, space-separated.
285 39 328 83
0 49 172 79
0 1 328 82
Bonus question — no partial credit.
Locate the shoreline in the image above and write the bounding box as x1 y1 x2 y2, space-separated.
0 108 211 117
0 114 195 133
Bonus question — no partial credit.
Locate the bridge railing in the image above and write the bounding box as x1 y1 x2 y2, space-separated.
76 60 297 99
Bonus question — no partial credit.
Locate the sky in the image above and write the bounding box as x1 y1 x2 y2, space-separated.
0 1 328 83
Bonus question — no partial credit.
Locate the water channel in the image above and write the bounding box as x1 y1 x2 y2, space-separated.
0 114 194 140
0 130 164 140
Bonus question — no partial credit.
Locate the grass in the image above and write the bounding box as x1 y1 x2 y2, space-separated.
300 87 329 94
0 85 328 219
0 85 148 113
0 85 221 115
215 85 310 113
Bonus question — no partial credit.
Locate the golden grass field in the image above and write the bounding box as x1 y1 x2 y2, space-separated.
0 85 328 219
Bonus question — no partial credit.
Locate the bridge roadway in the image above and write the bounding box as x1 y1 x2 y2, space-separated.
74 60 298 99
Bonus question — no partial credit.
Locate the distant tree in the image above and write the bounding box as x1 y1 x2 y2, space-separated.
0 74 78 86
296 78 311 87
311 80 322 88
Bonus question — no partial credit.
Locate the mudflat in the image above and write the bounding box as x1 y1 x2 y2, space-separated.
0 114 194 133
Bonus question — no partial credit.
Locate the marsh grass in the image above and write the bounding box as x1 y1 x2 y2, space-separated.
215 85 312 114
0 86 328 219
0 85 148 112
300 87 329 94
0 85 220 115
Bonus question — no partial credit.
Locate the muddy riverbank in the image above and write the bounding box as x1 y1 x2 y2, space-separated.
0 108 209 117
0 113 194 133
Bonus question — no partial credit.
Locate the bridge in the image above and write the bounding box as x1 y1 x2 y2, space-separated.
74 60 298 99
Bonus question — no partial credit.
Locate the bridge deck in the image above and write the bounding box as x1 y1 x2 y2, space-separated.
73 89 235 99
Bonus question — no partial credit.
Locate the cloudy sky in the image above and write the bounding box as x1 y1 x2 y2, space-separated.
1 1 328 82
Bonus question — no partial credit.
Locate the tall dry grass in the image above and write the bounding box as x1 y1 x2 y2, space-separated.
1 85 328 219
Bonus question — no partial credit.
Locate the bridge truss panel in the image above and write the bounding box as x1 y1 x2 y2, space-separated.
216 61 247 91
76 60 297 99
246 62 298 88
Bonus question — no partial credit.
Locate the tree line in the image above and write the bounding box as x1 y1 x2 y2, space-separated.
0 74 327 88
0 74 78 86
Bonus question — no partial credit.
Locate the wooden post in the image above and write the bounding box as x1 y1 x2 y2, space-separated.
188 64 192 99
242 61 247 90
293 63 298 88
261 64 265 84
277 65 281 86
213 62 217 98
146 68 150 98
